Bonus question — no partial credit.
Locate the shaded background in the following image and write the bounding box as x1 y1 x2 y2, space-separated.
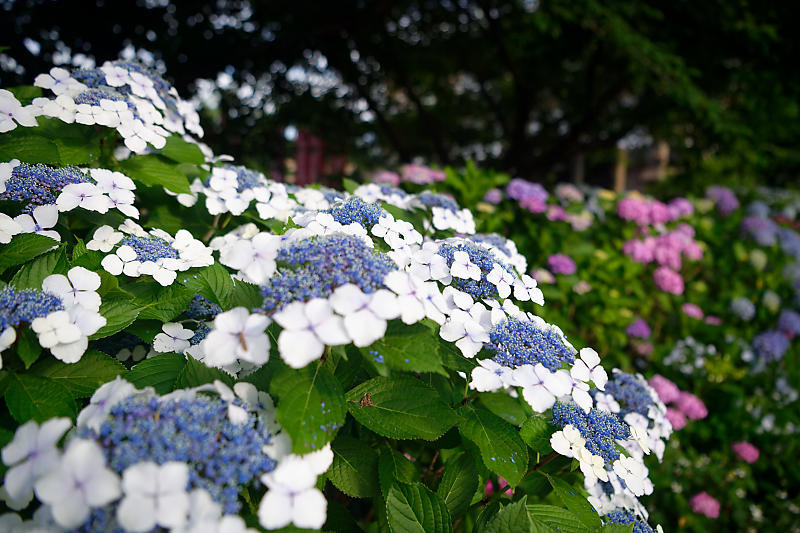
2 0 799 190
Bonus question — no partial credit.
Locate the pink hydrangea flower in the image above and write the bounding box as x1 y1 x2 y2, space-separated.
689 491 720 518
633 341 653 357
372 170 401 185
676 391 708 420
705 315 722 325
731 441 759 464
665 407 687 430
682 303 704 319
649 374 680 404
530 268 555 284
653 266 684 295
546 205 566 221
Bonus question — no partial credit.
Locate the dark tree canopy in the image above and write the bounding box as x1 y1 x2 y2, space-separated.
2 0 800 189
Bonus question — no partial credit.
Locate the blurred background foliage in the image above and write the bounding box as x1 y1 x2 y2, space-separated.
2 0 800 191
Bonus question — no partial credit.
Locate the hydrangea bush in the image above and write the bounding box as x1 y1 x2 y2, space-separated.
422 168 800 531
0 60 670 531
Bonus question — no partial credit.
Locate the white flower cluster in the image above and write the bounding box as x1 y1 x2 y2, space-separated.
31 267 107 363
0 90 38 133
30 62 202 153
94 220 213 286
0 378 323 532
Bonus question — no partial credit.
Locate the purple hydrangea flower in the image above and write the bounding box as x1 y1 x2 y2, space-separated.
626 318 651 339
547 254 576 275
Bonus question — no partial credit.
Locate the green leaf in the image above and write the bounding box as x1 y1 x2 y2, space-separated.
179 262 234 307
229 279 263 309
4 373 76 423
16 327 42 369
601 524 635 533
436 452 478 518
127 353 187 394
0 234 59 274
90 296 142 340
479 392 529 426
346 375 460 441
118 154 192 194
438 337 478 373
485 498 532 533
126 319 164 344
132 283 195 322
72 238 88 260
31 350 126 398
386 483 452 533
519 416 554 454
360 321 446 376
544 474 602 530
175 357 234 389
270 363 346 454
457 405 528 486
328 435 379 498
527 504 592 533
10 247 68 289
159 135 206 164
378 446 418 496
0 135 60 164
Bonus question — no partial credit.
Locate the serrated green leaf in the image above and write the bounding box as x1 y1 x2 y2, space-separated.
118 153 191 194
4 373 76 423
71 238 88 261
328 435 379 498
360 321 446 376
0 234 59 274
132 283 194 322
437 452 478 518
0 135 60 164
159 135 206 164
10 247 68 289
30 350 126 398
479 392 529 426
485 497 532 533
271 363 346 454
438 337 478 373
544 474 603 530
16 327 42 368
90 297 142 340
127 353 186 394
229 279 263 309
346 375 460 441
378 446 418 496
457 405 528 486
386 483 452 533
527 504 592 533
175 357 234 389
179 262 234 307
520 416 554 454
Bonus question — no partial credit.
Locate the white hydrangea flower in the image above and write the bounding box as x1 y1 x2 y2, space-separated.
0 213 22 244
34 439 121 529
439 308 489 358
329 284 400 347
570 347 609 390
201 307 271 367
577 447 609 482
469 359 513 392
513 363 572 413
87 225 124 252
273 299 349 368
153 323 195 353
450 250 481 280
0 89 37 132
612 455 651 497
41 267 102 311
1 418 71 509
56 182 112 213
117 461 190 532
219 233 281 285
550 424 586 458
77 377 143 432
14 205 60 241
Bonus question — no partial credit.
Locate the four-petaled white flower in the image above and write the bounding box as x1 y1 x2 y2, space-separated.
450 250 481 280
117 461 190 532
77 377 141 432
577 447 609 482
409 244 450 281
34 67 84 95
513 363 572 413
628 424 651 456
87 225 124 252
0 89 37 133
570 347 608 390
1 418 71 509
612 455 651 497
469 359 512 392
258 448 333 530
202 307 271 367
14 204 60 241
565 370 594 413
56 183 112 213
41 267 102 311
101 245 140 277
513 274 545 305
550 424 586 458
329 284 400 347
153 322 195 354
439 308 489 358
219 233 281 285
486 265 515 298
33 439 121 529
31 310 82 351
273 299 349 368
